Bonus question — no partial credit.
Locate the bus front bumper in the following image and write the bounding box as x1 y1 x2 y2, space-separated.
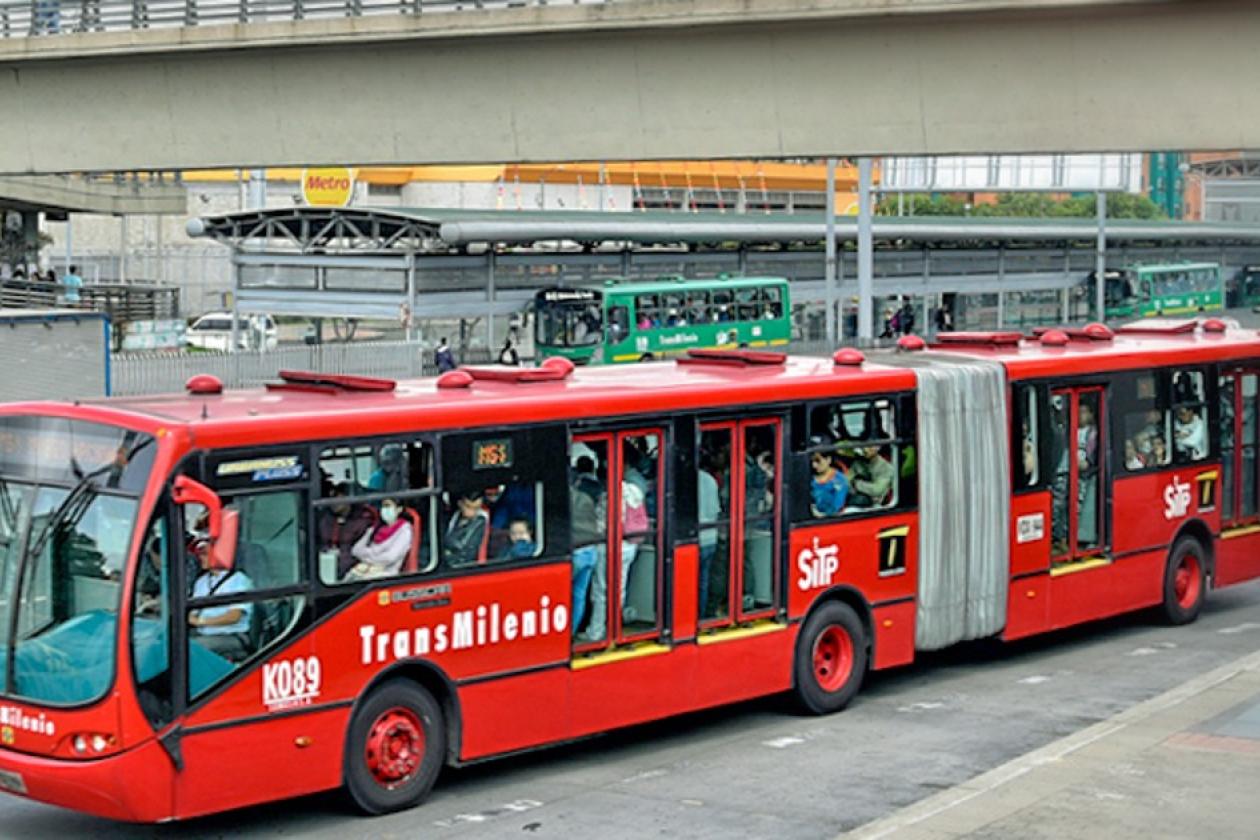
0 739 174 823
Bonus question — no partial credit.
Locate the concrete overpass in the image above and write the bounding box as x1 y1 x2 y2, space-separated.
0 0 1258 173
0 175 186 217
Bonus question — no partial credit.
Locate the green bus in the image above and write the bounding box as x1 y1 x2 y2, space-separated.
534 276 792 364
1101 262 1224 319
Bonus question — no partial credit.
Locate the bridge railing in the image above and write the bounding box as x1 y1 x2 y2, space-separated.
0 0 590 38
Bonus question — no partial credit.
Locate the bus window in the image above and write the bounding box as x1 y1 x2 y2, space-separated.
1049 393 1070 557
698 426 732 623
11 488 134 705
571 437 609 644
735 288 760 321
635 294 660 329
686 290 710 324
1172 370 1208 463
804 398 906 516
712 289 733 322
742 423 777 616
1014 385 1040 487
763 287 784 319
662 292 687 326
1120 373 1170 472
607 305 629 343
317 441 437 584
1076 392 1103 553
187 489 306 675
439 429 559 572
132 512 173 728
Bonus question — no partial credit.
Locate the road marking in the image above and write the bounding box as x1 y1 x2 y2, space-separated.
1018 675 1051 685
763 736 805 749
1220 622 1260 635
896 701 945 712
680 799 704 807
620 768 669 784
433 799 543 828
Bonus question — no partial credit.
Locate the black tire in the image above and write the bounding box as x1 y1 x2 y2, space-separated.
344 679 446 815
793 601 868 714
1161 536 1208 626
639 353 655 362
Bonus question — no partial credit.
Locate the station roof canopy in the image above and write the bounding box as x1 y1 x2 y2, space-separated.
188 206 1260 253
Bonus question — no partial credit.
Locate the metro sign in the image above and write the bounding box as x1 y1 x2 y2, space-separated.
301 167 355 206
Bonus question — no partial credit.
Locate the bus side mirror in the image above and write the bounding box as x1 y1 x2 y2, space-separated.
210 508 240 572
171 475 239 571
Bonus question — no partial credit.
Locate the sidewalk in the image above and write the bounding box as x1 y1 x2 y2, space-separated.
842 649 1260 840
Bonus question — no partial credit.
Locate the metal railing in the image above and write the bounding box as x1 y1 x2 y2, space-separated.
110 340 495 396
0 277 179 321
1 0 596 38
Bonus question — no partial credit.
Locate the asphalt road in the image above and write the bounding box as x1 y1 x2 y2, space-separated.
2 580 1258 839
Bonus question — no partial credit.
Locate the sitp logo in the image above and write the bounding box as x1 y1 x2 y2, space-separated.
797 537 840 591
1164 475 1192 521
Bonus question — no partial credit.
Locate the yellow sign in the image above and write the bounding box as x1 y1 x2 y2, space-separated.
301 167 355 206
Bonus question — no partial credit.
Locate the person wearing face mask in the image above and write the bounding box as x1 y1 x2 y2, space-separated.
345 498 413 581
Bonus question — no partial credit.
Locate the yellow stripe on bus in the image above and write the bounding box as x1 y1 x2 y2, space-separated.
696 619 787 646
1049 556 1111 577
878 525 911 539
769 338 790 346
1222 524 1260 540
570 642 671 670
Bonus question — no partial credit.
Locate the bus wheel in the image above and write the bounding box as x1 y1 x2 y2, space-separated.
1161 536 1207 626
345 679 446 815
793 601 868 714
639 353 654 362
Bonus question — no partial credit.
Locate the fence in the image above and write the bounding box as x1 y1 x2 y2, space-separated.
1 0 604 39
111 340 494 396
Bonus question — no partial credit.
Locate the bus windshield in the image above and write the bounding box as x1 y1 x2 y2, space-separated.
0 417 155 706
535 290 602 348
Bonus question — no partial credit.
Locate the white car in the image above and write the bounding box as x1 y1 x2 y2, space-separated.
185 312 279 352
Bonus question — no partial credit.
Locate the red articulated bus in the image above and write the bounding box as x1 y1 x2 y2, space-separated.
0 320 1257 822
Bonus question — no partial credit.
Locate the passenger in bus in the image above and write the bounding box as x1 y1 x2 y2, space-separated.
319 483 377 578
620 480 649 622
1077 404 1099 471
637 313 652 331
443 490 490 568
1124 438 1146 471
1021 420 1038 485
697 452 721 618
1151 435 1169 466
809 445 849 518
849 446 895 508
1174 406 1207 460
498 518 537 561
367 444 406 493
345 498 413 580
570 466 606 640
188 539 254 660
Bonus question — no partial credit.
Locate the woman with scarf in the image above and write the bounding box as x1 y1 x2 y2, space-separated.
344 498 413 581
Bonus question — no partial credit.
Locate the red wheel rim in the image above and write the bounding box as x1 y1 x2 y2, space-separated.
365 707 425 789
812 625 854 692
1174 552 1202 610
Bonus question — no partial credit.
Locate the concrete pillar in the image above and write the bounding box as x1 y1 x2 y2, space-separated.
856 158 875 341
824 158 837 347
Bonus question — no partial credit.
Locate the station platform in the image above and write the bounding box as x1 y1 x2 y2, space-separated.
842 648 1260 840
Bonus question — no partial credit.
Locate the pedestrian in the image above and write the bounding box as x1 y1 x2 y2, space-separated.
434 337 456 373
497 337 519 366
62 264 83 306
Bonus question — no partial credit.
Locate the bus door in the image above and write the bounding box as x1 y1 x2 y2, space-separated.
164 459 315 818
1219 370 1260 585
1049 387 1107 564
570 428 665 652
693 417 785 705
